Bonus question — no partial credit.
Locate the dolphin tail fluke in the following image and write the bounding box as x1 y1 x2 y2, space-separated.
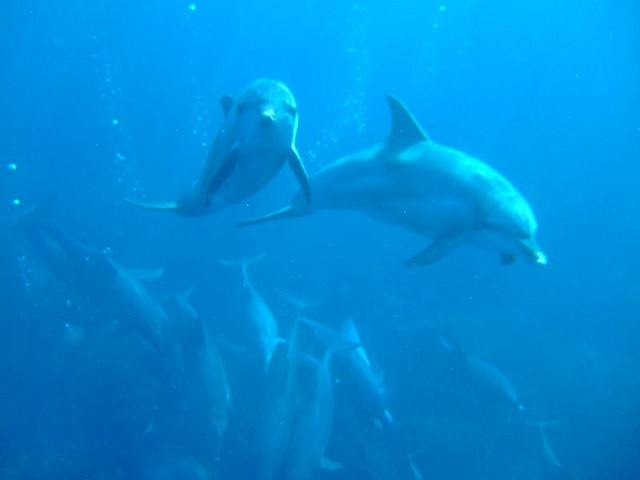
236 205 299 227
123 198 179 212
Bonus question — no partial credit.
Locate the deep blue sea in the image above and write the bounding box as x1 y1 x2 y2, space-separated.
1 1 639 479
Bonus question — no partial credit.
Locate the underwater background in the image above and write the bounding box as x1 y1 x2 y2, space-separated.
1 1 639 479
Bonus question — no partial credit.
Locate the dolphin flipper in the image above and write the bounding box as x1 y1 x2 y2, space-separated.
205 148 240 205
220 94 234 116
404 235 463 267
288 147 312 204
500 253 516 265
236 205 299 227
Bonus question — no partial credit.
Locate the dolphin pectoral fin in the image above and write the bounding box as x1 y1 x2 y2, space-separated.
500 253 517 265
288 148 311 204
220 94 234 116
404 236 462 267
236 205 298 227
123 198 178 212
205 149 239 205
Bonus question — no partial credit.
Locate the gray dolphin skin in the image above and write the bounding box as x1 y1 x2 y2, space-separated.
126 78 311 216
239 95 546 267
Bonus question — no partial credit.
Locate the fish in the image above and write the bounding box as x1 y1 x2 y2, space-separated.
253 319 300 480
220 254 282 370
333 318 394 428
239 95 546 267
21 220 167 351
433 330 524 411
464 354 525 411
164 291 231 461
300 317 393 428
126 78 310 216
282 346 341 480
537 421 579 479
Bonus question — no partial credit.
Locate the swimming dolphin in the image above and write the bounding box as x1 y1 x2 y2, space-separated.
239 95 546 267
126 78 311 216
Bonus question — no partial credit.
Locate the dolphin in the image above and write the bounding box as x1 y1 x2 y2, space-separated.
239 95 546 267
126 78 311 216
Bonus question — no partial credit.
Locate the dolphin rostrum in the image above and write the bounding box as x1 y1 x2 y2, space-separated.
239 95 546 267
127 78 311 216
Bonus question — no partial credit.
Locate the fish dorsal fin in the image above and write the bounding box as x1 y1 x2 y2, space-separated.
220 94 234 115
385 95 429 149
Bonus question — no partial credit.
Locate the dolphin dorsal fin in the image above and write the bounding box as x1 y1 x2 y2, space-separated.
385 95 429 149
220 94 235 115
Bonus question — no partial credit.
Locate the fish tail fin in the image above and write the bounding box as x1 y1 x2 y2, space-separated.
298 316 361 352
220 253 266 287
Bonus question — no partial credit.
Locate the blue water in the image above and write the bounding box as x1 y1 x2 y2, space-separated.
1 1 639 479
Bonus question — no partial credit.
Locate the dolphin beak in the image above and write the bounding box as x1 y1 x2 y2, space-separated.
520 238 547 267
260 107 277 124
